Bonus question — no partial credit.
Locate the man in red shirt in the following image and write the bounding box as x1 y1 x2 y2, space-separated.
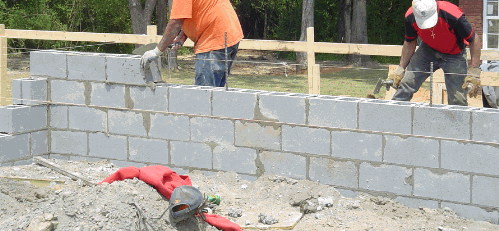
388 0 482 106
140 0 244 87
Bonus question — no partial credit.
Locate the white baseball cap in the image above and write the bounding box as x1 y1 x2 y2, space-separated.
412 0 438 29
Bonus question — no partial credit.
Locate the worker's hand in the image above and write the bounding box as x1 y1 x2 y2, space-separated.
387 65 405 89
168 42 183 51
462 67 482 98
140 47 162 70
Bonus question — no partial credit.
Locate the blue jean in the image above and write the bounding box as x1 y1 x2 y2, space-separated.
194 43 239 87
392 42 468 106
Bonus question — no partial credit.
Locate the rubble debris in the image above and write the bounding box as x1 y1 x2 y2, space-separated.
227 207 243 218
258 213 279 225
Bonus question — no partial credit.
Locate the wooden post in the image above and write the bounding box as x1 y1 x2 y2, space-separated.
431 69 445 104
307 27 316 94
312 64 320 94
0 24 8 106
146 25 158 44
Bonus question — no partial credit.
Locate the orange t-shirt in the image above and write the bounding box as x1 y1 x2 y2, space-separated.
170 0 244 54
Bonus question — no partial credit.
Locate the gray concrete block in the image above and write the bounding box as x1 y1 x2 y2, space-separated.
13 158 34 166
50 80 86 105
472 175 499 208
69 155 106 162
308 96 359 129
1 162 13 167
393 196 439 209
413 104 471 140
169 85 212 116
31 130 48 156
51 131 87 155
111 160 147 168
48 154 71 161
414 168 470 203
359 100 415 134
384 135 439 168
441 202 499 224
213 145 257 174
191 117 234 144
12 79 22 105
237 174 258 182
234 121 281 150
129 137 169 164
30 50 67 78
282 125 330 155
90 83 125 108
106 55 146 85
108 110 147 136
21 78 47 105
169 167 189 175
335 189 360 199
170 141 212 169
69 106 107 132
50 105 68 129
260 151 306 180
212 89 259 119
129 85 168 111
359 163 412 195
149 113 189 141
472 108 499 143
0 133 30 162
441 140 499 175
331 131 382 162
88 133 127 159
309 157 358 188
0 105 47 134
258 92 308 124
67 53 106 81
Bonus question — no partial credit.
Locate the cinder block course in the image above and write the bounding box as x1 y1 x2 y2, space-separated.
282 125 329 155
169 85 212 116
50 105 68 129
108 110 147 136
309 157 358 188
68 53 106 81
472 175 499 207
0 134 30 162
472 108 499 142
149 113 190 141
234 121 281 150
359 100 414 134
414 168 470 203
413 104 471 140
129 137 169 163
258 92 308 124
213 145 257 174
384 135 439 168
0 105 47 134
21 78 47 105
394 196 439 209
212 89 259 119
441 140 499 175
31 130 48 156
260 151 306 180
13 158 34 166
106 55 145 85
170 141 212 169
51 131 87 155
88 133 127 159
69 106 107 132
30 51 67 78
12 79 22 105
50 80 86 105
190 117 234 144
359 163 412 195
111 160 147 168
129 86 168 111
308 96 358 129
90 83 125 108
331 131 382 162
441 202 499 224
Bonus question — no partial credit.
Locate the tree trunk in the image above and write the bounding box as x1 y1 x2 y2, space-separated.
351 0 370 65
337 0 352 43
296 0 314 71
128 0 157 48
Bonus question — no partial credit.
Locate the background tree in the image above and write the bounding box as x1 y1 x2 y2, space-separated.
351 0 370 65
296 0 314 70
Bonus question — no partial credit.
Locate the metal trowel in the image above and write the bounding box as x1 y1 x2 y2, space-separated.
133 43 162 90
373 78 395 94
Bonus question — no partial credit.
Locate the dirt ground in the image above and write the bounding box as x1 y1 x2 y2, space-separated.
0 158 498 231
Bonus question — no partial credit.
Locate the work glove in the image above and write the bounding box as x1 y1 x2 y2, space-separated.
462 67 482 98
140 47 162 71
387 65 405 89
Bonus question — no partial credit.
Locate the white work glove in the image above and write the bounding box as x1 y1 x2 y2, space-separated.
387 65 405 89
462 67 482 98
140 47 162 70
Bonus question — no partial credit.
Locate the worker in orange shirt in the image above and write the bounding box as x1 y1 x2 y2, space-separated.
140 0 244 87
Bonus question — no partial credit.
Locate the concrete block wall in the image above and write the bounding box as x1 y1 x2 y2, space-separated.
2 50 499 224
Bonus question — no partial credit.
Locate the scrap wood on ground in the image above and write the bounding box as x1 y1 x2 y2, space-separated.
0 158 498 230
